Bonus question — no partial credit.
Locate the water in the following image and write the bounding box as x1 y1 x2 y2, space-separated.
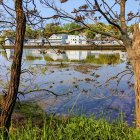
0 49 135 124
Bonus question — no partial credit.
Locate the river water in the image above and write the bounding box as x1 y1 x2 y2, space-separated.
0 49 135 124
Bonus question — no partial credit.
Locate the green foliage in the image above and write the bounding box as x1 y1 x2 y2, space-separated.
0 36 5 44
1 103 139 139
36 53 122 65
44 22 82 37
106 25 120 36
44 55 54 62
44 24 63 37
26 55 42 61
25 25 42 38
63 22 82 35
14 102 45 120
1 115 140 140
85 23 120 39
85 29 96 39
128 25 134 33
1 51 8 58
25 26 34 38
1 22 123 40
86 54 121 65
3 30 15 38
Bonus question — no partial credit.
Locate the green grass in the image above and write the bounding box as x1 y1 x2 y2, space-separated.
1 115 140 140
14 102 44 120
1 103 140 140
42 54 123 65
44 55 54 62
26 55 43 61
86 54 121 65
2 116 140 140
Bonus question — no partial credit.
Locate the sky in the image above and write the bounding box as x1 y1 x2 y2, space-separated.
37 0 139 15
3 0 140 25
35 0 140 25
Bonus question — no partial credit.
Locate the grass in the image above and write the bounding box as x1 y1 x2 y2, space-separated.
44 55 54 62
42 54 123 65
1 115 140 140
85 54 121 65
26 55 42 61
0 102 140 140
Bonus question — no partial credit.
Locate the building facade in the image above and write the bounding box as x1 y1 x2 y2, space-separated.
48 34 68 45
67 35 87 45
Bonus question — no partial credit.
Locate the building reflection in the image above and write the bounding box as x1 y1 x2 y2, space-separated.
0 49 127 64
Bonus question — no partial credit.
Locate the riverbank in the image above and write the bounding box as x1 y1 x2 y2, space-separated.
3 44 126 50
1 102 140 140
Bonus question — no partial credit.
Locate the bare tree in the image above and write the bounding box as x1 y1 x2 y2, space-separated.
0 0 26 137
41 0 139 46
41 0 140 127
0 0 70 137
0 0 49 137
0 0 139 138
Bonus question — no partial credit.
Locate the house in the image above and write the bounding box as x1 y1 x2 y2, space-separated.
26 38 45 46
67 35 87 45
48 34 68 45
89 36 121 45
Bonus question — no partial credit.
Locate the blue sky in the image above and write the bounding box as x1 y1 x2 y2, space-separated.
38 0 139 15
5 0 140 25
38 0 140 25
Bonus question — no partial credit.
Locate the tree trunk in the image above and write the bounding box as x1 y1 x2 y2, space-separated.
133 59 140 128
0 0 26 136
127 25 140 128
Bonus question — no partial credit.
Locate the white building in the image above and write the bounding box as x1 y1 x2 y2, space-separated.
48 34 68 45
26 38 45 46
67 35 87 45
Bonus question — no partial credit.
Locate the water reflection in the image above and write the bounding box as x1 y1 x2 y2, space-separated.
4 49 127 65
0 48 134 125
44 50 127 64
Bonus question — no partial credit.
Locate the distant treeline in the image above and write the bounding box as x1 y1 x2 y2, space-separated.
1 22 134 40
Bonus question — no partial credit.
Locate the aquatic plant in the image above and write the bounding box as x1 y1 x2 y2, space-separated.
26 55 42 61
86 54 121 65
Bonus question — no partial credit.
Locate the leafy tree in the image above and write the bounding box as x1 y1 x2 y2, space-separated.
85 28 96 39
25 26 42 38
44 23 63 37
25 26 34 38
62 22 82 35
2 30 15 38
